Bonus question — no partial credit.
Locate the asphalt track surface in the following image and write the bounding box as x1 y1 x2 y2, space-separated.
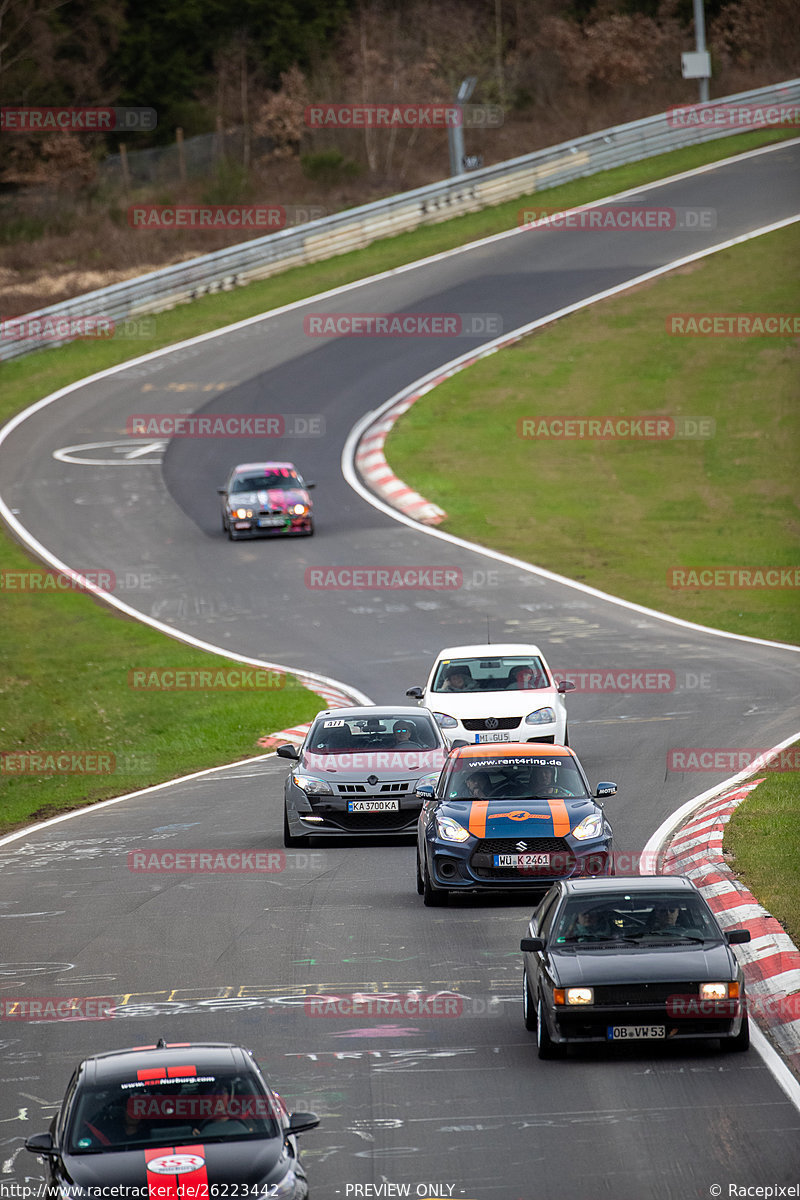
1 141 800 1194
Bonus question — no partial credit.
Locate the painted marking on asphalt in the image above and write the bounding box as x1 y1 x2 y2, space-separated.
52 439 167 465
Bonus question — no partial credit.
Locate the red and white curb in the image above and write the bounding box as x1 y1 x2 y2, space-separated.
256 678 356 750
661 777 800 1077
354 385 451 525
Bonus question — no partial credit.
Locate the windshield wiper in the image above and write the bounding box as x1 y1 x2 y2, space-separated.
624 931 706 943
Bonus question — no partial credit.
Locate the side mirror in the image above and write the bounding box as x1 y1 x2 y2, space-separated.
276 744 301 760
725 928 751 945
557 679 576 693
25 1131 56 1156
449 739 468 749
286 1111 320 1136
406 686 423 699
520 936 545 953
595 782 617 798
415 782 436 801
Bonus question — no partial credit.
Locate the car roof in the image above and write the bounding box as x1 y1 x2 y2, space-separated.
560 875 699 895
433 643 546 658
449 742 573 760
313 706 436 720
231 462 298 473
78 1042 248 1085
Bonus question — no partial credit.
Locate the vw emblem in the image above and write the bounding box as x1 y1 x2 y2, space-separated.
367 775 379 786
515 841 528 852
485 717 498 730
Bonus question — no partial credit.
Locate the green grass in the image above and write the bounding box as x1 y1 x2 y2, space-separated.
386 222 800 645
723 749 800 945
0 125 795 836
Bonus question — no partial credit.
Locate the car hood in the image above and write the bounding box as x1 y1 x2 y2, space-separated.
549 941 736 985
229 488 310 509
300 748 445 778
61 1138 289 1185
425 690 556 716
440 797 598 838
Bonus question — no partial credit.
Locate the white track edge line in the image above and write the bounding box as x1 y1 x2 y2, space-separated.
341 214 800 655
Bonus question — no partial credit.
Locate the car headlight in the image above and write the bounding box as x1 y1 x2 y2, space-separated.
435 814 471 843
700 982 737 1000
264 1171 299 1197
525 707 556 725
292 774 333 796
289 504 308 516
233 507 253 519
432 712 458 728
565 987 594 1005
572 813 604 840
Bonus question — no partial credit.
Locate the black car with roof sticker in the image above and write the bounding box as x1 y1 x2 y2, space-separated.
25 1040 319 1191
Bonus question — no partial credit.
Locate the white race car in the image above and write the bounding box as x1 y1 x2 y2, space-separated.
406 642 574 747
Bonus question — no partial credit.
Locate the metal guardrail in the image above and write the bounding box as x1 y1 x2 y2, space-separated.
2 79 798 362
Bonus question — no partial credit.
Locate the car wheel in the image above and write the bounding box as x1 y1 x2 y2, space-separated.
283 807 310 848
227 525 238 541
415 846 424 896
422 856 446 907
537 996 561 1059
523 970 537 1032
304 520 314 537
721 1012 750 1052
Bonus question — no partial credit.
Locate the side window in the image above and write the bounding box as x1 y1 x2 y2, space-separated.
533 891 559 937
59 1071 80 1144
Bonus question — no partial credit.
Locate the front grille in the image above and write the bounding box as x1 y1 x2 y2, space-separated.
475 837 568 854
323 811 417 831
470 837 574 879
334 781 412 796
592 982 699 1006
462 717 522 731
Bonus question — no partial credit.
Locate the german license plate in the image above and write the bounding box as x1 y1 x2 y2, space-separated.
258 516 285 527
494 853 550 869
347 799 400 812
476 731 512 743
607 1025 665 1040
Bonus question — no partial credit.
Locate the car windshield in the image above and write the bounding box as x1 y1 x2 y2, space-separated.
553 894 721 944
446 754 588 799
306 714 441 753
68 1072 279 1153
231 469 299 492
432 656 549 693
